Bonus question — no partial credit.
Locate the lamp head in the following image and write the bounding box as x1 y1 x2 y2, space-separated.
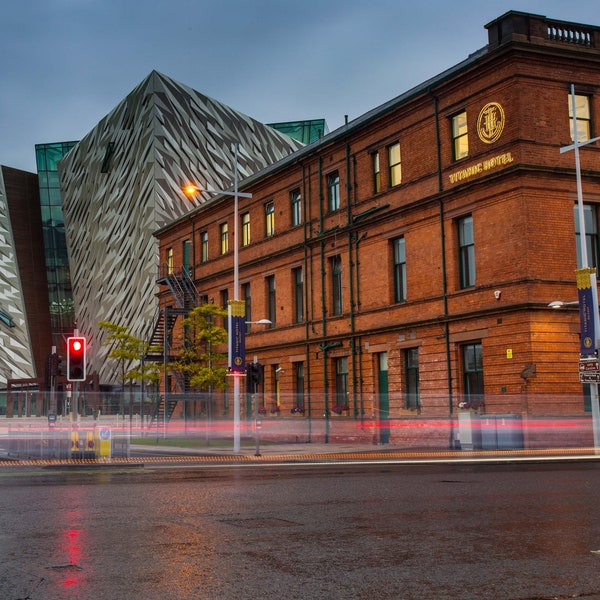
183 184 200 197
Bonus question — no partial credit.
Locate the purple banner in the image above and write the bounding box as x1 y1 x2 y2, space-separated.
228 300 246 372
577 268 596 355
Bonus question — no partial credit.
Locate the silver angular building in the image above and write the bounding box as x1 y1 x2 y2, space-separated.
58 71 304 384
0 166 50 386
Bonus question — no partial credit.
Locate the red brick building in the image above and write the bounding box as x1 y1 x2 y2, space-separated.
155 11 600 445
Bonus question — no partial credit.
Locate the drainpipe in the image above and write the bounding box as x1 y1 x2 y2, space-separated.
302 163 312 441
345 139 360 418
429 87 454 446
319 341 342 443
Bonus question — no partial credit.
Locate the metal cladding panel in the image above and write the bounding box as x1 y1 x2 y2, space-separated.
58 71 303 384
0 169 36 383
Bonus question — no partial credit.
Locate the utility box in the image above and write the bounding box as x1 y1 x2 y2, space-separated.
480 415 524 450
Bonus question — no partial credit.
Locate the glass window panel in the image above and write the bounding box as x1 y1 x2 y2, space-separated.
265 202 275 236
452 112 469 160
388 143 401 187
327 172 340 212
291 189 301 226
459 216 475 288
393 237 406 303
569 94 591 142
574 204 599 268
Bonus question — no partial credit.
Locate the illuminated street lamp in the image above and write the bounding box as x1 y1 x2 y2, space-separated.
184 143 252 452
548 301 579 309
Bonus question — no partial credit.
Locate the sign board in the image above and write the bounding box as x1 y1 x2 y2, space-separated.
579 360 600 372
579 372 600 383
97 427 111 458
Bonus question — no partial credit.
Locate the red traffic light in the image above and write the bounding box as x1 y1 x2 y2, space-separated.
67 336 86 381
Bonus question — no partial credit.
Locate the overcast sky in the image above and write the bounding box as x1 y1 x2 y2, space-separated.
1 0 598 173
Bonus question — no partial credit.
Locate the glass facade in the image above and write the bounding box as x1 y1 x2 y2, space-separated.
268 119 329 144
35 141 78 345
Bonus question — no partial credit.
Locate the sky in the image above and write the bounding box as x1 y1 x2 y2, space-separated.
1 0 599 173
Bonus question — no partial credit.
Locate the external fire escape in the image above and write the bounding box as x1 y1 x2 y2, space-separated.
147 267 201 424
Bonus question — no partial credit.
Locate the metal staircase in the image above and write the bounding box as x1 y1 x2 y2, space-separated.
147 266 203 424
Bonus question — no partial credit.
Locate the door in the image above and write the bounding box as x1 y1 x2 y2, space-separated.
378 352 390 444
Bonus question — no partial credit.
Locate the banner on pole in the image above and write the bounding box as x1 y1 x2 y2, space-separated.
228 300 246 372
577 268 596 355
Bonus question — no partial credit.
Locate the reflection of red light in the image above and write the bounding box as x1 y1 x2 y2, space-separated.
58 526 83 589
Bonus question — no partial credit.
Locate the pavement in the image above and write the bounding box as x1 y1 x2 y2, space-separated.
129 440 600 464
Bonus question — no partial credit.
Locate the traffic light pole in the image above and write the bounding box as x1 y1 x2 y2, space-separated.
49 346 57 416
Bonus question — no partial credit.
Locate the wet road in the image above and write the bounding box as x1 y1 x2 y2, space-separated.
1 461 599 599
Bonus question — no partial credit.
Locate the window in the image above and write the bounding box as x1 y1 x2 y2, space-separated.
574 204 599 268
241 212 250 247
293 267 304 323
265 201 275 237
166 247 173 275
220 222 228 255
462 342 484 407
452 111 469 160
294 362 305 410
266 275 276 327
327 171 340 212
331 255 342 316
335 356 349 411
182 240 191 277
393 237 406 303
569 93 591 142
200 231 208 263
242 283 251 332
405 348 420 409
220 289 229 331
458 216 475 288
372 152 381 193
290 189 302 227
388 142 401 187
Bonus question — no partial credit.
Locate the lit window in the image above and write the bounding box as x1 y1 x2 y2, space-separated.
452 111 469 160
166 247 173 275
388 143 401 187
220 223 228 255
200 231 208 263
241 212 250 246
265 201 275 237
569 93 591 142
372 152 381 193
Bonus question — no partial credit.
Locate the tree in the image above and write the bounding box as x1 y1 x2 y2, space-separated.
170 303 229 393
99 321 161 415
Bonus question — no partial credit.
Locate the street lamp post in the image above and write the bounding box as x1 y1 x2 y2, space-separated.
560 85 600 452
184 143 252 452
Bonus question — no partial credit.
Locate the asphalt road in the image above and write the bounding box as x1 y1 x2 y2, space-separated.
0 461 599 599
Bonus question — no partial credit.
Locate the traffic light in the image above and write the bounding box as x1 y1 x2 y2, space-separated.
246 363 263 390
67 336 86 381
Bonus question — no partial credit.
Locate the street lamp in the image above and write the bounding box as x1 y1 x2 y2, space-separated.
184 143 252 452
548 301 579 309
